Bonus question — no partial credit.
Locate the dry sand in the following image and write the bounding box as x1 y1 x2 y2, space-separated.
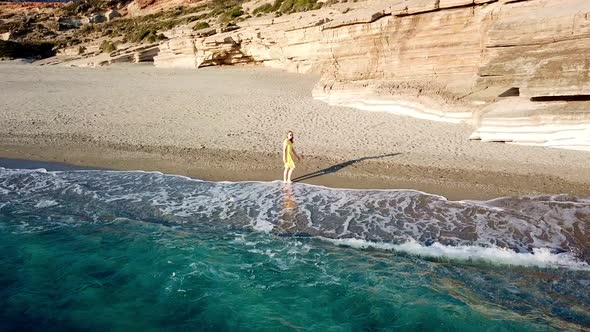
0 62 588 200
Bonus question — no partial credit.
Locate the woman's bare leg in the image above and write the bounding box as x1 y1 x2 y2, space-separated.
287 168 294 183
283 166 289 182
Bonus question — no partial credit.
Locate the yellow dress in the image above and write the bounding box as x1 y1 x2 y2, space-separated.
284 139 296 169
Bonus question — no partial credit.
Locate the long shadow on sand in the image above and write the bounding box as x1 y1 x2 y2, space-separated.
293 153 401 183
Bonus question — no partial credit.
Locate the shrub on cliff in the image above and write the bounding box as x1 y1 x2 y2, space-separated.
99 39 116 53
126 27 152 43
145 32 167 43
270 0 283 11
61 0 129 16
79 23 96 35
69 5 209 45
193 21 210 31
208 0 241 16
279 0 294 13
312 2 324 9
228 6 244 18
295 0 321 11
219 6 244 22
124 25 168 43
268 0 321 14
253 3 273 15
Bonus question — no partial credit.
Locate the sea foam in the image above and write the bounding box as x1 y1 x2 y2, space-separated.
1 167 589 270
322 238 590 271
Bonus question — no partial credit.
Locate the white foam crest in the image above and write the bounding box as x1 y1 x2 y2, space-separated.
0 167 48 174
34 200 59 208
1 167 582 206
0 167 70 195
1 168 588 264
322 238 590 271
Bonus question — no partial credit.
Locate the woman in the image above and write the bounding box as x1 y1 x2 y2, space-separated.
283 130 302 183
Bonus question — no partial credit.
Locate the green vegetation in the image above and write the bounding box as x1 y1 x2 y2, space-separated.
207 0 243 15
0 40 55 60
270 0 283 11
279 0 294 13
252 3 273 15
10 0 339 47
288 0 324 13
61 0 129 16
219 6 244 22
255 0 323 16
2 2 210 53
208 0 262 23
192 21 210 31
227 6 244 19
99 39 116 53
203 0 245 23
3 0 332 55
78 45 87 54
145 32 167 43
58 0 327 48
123 25 167 43
71 7 202 44
58 2 213 46
79 23 95 35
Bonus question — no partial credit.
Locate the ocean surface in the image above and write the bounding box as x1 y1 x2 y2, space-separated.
0 166 589 331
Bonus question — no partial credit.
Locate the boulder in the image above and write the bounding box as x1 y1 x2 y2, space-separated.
57 16 85 30
105 9 120 21
89 13 106 23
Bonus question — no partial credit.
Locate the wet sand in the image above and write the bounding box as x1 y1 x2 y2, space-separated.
0 62 589 200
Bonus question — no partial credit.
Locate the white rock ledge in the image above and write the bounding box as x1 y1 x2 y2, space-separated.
470 99 590 151
313 89 471 124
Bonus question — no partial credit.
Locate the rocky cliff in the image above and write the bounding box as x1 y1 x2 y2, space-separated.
149 0 590 151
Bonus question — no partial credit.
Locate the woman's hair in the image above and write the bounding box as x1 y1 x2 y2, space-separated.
287 130 294 143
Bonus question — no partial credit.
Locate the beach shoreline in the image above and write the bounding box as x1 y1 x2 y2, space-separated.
1 137 588 201
1 63 589 201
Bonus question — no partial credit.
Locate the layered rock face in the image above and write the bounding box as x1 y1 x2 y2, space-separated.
53 42 160 67
143 0 590 151
109 43 160 64
471 0 590 150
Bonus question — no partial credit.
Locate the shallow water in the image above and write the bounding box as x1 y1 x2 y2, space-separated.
0 168 589 331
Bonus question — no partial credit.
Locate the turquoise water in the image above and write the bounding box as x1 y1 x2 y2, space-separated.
1 168 589 331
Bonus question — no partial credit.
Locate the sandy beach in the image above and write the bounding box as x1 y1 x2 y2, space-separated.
0 62 589 200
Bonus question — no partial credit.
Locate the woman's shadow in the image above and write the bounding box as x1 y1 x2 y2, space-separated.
292 152 401 182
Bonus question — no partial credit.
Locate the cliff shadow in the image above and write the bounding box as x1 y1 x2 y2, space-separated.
293 153 401 182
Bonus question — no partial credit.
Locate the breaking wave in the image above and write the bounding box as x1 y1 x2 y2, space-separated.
0 167 588 270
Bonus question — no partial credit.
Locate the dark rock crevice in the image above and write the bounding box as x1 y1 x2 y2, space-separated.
531 95 590 102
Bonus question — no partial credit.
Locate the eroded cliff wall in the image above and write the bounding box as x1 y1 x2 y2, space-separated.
140 0 590 150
